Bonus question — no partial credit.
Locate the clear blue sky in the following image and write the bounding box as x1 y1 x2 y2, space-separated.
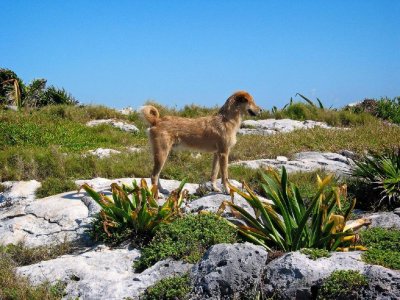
1 1 399 109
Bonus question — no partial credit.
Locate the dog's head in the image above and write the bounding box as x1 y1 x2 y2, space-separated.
231 91 262 117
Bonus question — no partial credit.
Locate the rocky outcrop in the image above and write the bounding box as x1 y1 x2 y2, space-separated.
190 243 268 299
0 191 92 247
361 211 400 229
17 245 192 299
238 119 344 136
233 151 353 176
86 119 139 133
262 251 400 299
0 180 41 204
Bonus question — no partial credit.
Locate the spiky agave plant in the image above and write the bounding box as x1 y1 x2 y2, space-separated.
218 167 368 252
353 149 400 207
81 179 188 237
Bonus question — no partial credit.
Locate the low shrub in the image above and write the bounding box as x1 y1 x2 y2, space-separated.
82 179 188 246
35 177 77 198
134 213 238 271
219 167 366 251
360 227 400 270
317 270 368 300
352 148 400 209
300 248 331 260
141 273 191 300
375 96 400 124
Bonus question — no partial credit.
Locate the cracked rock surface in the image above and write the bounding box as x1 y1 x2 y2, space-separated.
17 245 192 300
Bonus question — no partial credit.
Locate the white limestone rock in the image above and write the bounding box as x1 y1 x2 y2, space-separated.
17 246 192 299
233 151 353 176
86 119 139 133
0 180 41 204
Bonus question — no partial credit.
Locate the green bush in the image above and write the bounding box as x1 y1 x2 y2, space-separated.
134 213 238 271
141 273 191 300
360 228 400 270
35 177 77 198
375 97 400 124
352 149 400 209
220 167 364 251
300 248 331 260
82 179 188 246
317 270 367 300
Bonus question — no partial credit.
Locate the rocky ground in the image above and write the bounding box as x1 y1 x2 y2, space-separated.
1 117 399 299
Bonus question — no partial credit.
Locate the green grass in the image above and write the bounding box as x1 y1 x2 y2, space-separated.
317 270 368 300
141 273 191 300
360 227 400 270
134 213 238 272
300 248 331 260
254 102 375 126
1 103 399 199
0 241 73 266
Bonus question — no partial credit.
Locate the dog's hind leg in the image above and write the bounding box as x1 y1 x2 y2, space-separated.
210 153 221 192
218 151 230 194
150 139 172 195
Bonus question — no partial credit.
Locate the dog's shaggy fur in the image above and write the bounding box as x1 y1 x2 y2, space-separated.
141 91 261 193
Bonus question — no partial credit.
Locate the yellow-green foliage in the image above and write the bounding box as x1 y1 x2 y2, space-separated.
220 167 360 251
82 179 188 244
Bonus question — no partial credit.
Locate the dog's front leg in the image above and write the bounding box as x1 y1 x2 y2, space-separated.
210 153 221 192
218 152 230 194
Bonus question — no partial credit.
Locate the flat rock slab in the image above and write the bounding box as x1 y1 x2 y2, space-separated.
0 180 41 204
262 251 400 299
0 191 92 247
17 246 192 299
238 119 343 136
233 151 353 176
86 119 139 133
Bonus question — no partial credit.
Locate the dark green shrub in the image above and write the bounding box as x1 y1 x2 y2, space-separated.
375 96 400 124
318 270 367 300
352 149 400 209
134 213 238 271
141 273 191 300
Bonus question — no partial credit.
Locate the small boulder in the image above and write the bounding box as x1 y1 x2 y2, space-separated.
190 243 268 299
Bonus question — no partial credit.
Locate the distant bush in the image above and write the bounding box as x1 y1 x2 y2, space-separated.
134 213 238 271
346 96 400 124
0 68 78 108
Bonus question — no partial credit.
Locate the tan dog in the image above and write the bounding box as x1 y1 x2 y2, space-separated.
141 91 262 193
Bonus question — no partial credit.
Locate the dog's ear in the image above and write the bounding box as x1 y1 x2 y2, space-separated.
236 94 249 104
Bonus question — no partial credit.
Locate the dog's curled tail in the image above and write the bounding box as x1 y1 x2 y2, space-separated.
140 105 160 126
